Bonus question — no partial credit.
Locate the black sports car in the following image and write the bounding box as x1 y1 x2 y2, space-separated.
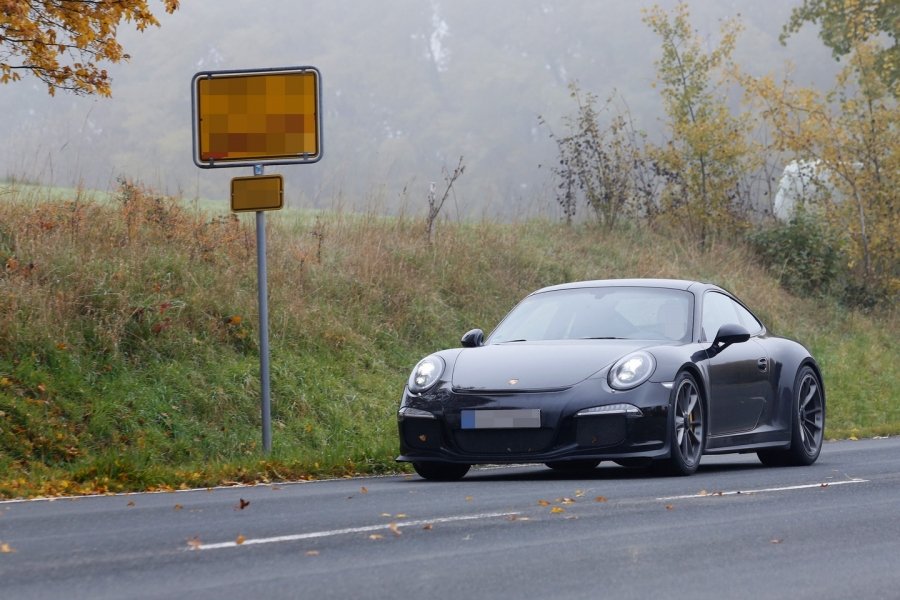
397 279 825 480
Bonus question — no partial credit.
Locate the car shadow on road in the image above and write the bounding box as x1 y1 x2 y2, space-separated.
439 461 767 482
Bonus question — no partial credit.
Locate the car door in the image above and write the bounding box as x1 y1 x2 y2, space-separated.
701 292 773 436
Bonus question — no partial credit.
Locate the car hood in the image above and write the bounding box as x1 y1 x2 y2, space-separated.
450 340 656 392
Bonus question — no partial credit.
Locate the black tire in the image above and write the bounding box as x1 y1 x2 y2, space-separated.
412 461 471 481
545 460 601 473
758 365 825 467
661 371 705 476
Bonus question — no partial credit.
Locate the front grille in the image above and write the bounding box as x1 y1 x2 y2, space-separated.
452 428 555 454
576 415 626 447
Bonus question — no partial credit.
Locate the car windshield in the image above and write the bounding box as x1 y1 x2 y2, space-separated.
489 287 693 344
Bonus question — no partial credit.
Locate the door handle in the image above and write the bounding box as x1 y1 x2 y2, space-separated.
757 358 769 372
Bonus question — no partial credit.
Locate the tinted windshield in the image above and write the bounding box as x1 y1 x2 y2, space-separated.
489 287 693 343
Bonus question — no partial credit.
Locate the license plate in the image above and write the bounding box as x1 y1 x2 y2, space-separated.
461 409 541 430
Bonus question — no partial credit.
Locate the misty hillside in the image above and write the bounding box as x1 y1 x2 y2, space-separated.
0 0 840 217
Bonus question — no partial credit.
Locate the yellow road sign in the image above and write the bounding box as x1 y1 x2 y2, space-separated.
231 175 284 212
193 67 321 168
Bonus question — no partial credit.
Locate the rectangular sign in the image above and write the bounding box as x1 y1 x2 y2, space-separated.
192 66 322 168
231 175 284 212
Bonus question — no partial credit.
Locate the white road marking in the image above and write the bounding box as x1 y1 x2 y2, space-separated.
193 511 521 551
656 478 868 501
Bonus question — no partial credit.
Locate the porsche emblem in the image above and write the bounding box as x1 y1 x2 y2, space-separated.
508 379 519 386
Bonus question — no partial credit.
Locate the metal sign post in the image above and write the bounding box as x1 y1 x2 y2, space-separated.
191 66 322 455
254 164 273 453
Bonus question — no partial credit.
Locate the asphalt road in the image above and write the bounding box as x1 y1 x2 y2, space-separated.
2 438 899 600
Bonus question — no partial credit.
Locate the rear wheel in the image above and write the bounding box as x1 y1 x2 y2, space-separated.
661 371 704 476
412 461 470 481
545 460 601 473
758 365 824 467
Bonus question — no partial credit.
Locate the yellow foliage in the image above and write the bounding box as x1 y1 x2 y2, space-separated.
0 1 180 96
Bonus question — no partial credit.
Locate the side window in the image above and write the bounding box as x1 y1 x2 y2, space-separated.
733 301 763 335
701 292 739 342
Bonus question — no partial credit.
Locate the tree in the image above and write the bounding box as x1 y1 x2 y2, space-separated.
643 3 755 246
1 0 180 96
543 84 653 228
781 0 899 96
742 43 899 303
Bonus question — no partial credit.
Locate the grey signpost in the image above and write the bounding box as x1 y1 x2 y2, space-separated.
191 66 322 454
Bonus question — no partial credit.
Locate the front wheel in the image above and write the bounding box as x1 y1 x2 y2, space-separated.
661 371 705 476
412 461 471 481
758 365 825 467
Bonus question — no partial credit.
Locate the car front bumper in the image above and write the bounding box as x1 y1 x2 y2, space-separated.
397 378 673 465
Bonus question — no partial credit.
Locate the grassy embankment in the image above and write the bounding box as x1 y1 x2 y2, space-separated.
0 181 897 498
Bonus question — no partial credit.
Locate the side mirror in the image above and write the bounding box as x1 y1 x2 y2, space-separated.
460 328 485 348
711 323 750 354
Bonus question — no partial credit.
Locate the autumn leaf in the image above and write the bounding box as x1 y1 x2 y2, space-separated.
235 534 246 545
395 513 408 519
388 522 402 536
550 506 566 514
305 550 320 556
574 489 585 498
665 504 674 511
537 499 551 507
237 498 250 510
422 523 433 530
594 496 608 503
360 486 368 494
0 542 15 553
368 534 383 541
127 500 135 507
770 538 783 544
698 489 709 496
465 496 473 502
174 504 183 511
186 537 202 550
561 497 576 505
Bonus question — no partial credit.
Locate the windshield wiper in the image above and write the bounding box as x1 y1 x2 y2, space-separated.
580 336 627 340
496 339 528 343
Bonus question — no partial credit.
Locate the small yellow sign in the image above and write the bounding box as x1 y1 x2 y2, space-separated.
231 175 284 212
192 67 321 168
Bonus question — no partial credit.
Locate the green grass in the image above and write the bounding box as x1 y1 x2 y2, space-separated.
0 181 897 498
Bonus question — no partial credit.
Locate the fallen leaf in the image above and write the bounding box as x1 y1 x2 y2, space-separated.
665 504 674 511
395 513 408 518
574 489 585 498
237 498 250 510
127 501 135 507
381 512 392 517
561 497 576 505
368 534 383 541
820 483 829 488
235 534 246 545
388 522 402 536
594 496 607 503
174 504 183 511
186 537 202 550
418 434 428 442
422 524 433 530
465 496 473 502
537 499 551 507
360 486 368 494
305 550 320 556
698 489 709 496
770 538 783 544
0 542 15 553
550 506 566 514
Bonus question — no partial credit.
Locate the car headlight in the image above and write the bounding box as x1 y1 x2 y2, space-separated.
408 355 445 393
608 351 656 390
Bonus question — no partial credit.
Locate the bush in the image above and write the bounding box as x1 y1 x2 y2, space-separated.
749 212 842 296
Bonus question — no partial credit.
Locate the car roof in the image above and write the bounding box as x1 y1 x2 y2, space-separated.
531 278 722 296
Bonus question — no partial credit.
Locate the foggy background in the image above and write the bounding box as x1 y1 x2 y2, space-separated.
0 0 840 218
